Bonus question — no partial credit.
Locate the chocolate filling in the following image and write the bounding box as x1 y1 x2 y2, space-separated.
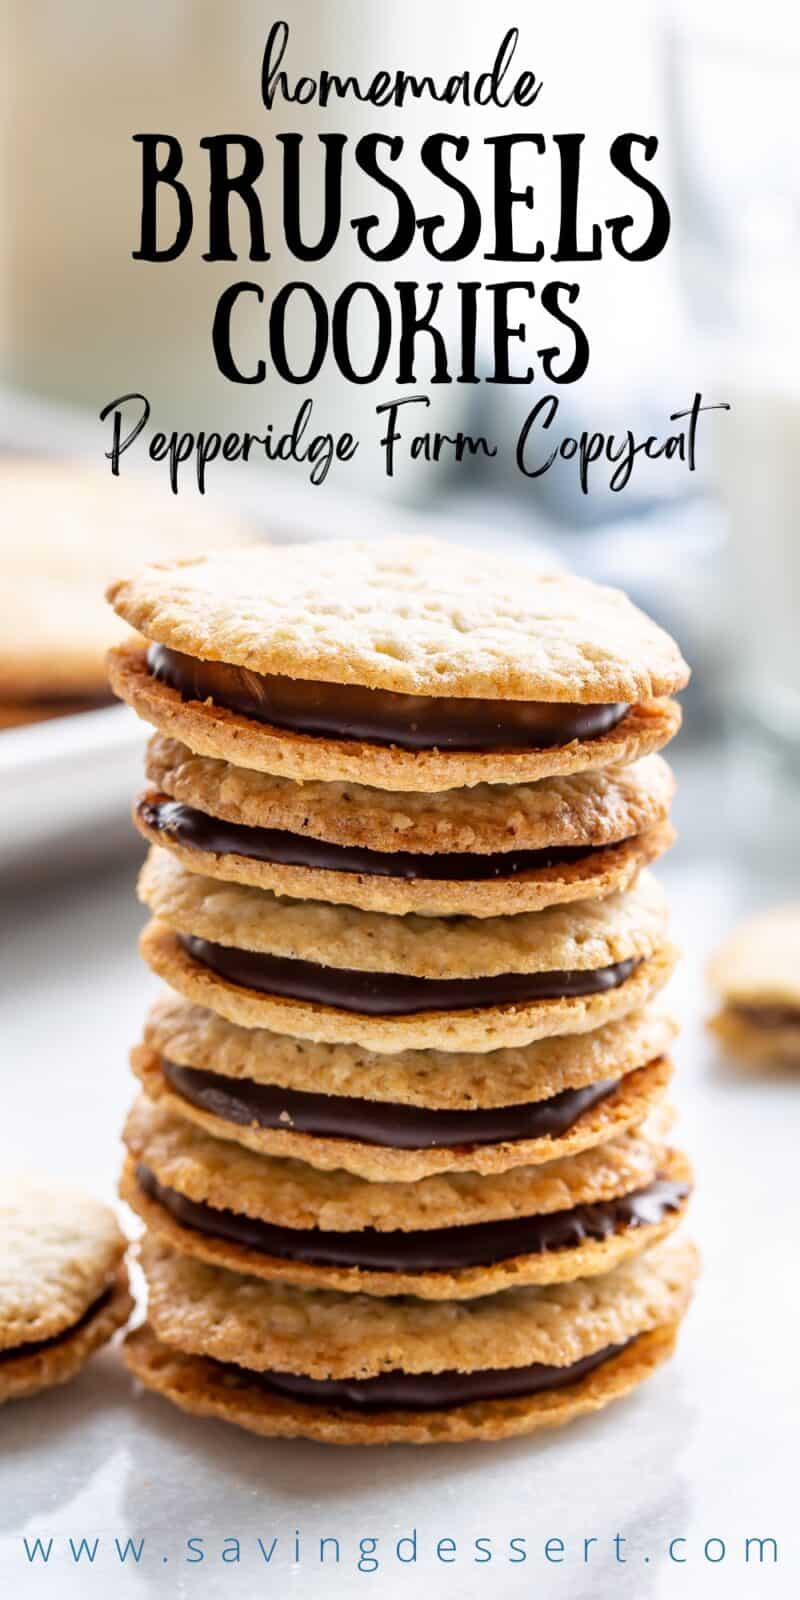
139 795 608 883
160 1058 618 1148
218 1341 630 1412
136 1164 687 1273
147 643 629 753
730 1003 800 1029
178 935 640 1017
0 1289 112 1364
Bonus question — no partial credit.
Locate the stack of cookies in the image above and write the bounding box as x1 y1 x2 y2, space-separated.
108 539 697 1446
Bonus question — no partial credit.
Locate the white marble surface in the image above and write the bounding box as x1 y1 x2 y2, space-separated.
1 739 799 1600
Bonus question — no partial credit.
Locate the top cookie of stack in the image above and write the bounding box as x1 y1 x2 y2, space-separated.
108 537 686 909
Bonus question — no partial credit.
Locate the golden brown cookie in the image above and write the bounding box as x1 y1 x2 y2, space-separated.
140 919 676 1055
0 1176 131 1403
141 990 678 1108
146 738 676 856
132 1044 674 1180
134 1230 697 1388
108 541 689 700
121 1099 691 1298
134 740 676 914
134 788 674 918
136 851 671 1050
124 1315 683 1445
123 1094 673 1231
110 641 682 792
708 904 800 1066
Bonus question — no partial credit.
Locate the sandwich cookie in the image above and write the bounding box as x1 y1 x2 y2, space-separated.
121 1096 690 1298
107 540 688 792
133 992 677 1180
125 1234 698 1444
0 1176 131 1403
708 904 800 1067
137 851 673 1052
135 742 676 917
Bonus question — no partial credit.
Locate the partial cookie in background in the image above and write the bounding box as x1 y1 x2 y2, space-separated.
0 459 254 725
121 1096 691 1298
708 904 800 1067
124 1235 698 1445
0 1176 131 1402
106 541 688 790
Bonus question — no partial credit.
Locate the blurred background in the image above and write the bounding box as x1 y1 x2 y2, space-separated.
1 0 799 878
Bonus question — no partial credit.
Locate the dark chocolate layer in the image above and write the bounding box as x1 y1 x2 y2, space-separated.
240 1342 629 1412
148 644 629 753
179 935 640 1017
730 1003 800 1029
160 1058 618 1148
136 1164 687 1273
0 1290 112 1365
138 795 606 883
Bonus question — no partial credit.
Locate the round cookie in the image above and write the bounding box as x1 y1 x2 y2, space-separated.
110 640 682 792
125 1234 698 1444
134 790 673 918
0 1176 132 1403
121 1098 691 1298
132 1045 674 1180
137 851 672 1051
708 904 800 1067
141 991 678 1108
146 738 677 855
106 540 690 703
125 1317 683 1446
133 743 676 915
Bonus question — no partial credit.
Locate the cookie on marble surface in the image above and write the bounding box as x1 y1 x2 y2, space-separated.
142 990 677 1108
134 789 674 918
138 1231 697 1374
132 1044 673 1181
120 1097 691 1297
0 1176 131 1402
124 1316 683 1445
110 641 682 792
708 904 800 1065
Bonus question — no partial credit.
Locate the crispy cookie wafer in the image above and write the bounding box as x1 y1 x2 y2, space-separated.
137 1233 697 1378
137 853 670 1050
142 991 678 1108
110 641 682 791
132 1045 673 1180
134 789 673 917
140 920 676 1055
121 1097 691 1297
146 739 676 857
125 1316 684 1445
